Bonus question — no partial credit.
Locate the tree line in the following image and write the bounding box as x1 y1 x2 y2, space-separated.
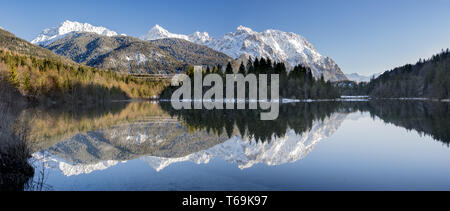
162 57 340 100
340 49 450 99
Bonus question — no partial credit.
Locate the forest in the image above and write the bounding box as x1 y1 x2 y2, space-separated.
339 49 450 98
161 57 341 100
0 48 168 104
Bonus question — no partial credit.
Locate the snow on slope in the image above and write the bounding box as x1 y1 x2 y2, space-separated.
140 25 213 45
141 25 347 81
32 113 348 176
31 20 120 46
32 152 121 176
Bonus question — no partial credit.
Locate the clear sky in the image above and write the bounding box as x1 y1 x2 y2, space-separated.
1 0 449 75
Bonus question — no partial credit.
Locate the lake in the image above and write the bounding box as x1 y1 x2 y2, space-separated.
24 100 450 190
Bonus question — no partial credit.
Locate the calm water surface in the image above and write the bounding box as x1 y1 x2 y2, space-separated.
25 100 450 190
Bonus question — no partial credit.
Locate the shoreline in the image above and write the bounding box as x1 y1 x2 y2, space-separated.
90 97 450 104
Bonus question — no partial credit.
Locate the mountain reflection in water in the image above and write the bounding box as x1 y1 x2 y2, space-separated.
24 100 449 178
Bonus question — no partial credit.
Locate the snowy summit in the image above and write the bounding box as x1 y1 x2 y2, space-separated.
140 24 213 45
140 25 347 81
31 20 120 46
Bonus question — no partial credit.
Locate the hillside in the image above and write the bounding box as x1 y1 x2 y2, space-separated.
367 50 450 99
45 33 234 74
0 29 168 103
149 38 234 67
45 33 185 74
0 28 74 63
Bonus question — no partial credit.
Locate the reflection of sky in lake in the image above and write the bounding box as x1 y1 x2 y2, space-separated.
30 111 450 191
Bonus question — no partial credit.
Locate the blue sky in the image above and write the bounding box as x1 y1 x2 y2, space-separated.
0 0 449 75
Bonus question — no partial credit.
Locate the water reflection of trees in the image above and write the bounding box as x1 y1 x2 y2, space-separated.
21 102 170 152
3 99 449 190
343 100 450 144
1 101 167 190
161 100 450 144
23 100 450 151
160 102 341 142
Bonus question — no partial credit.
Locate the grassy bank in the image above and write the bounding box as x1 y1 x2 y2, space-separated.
0 78 34 191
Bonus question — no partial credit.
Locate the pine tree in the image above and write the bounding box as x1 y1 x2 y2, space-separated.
253 58 260 73
238 62 246 75
225 62 233 74
212 65 219 74
217 64 223 75
266 58 273 73
186 66 195 77
246 57 254 74
259 58 267 73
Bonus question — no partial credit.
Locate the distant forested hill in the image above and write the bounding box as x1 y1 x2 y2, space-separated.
366 49 450 99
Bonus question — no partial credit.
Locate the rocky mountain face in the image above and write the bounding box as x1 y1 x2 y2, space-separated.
141 25 348 81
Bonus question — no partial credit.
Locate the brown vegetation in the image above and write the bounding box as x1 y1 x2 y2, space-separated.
0 48 169 103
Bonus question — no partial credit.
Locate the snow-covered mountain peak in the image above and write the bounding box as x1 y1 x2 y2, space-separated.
152 24 165 31
148 24 171 36
236 25 255 34
31 20 119 46
140 25 213 45
140 24 189 41
57 20 118 36
188 31 213 45
208 26 349 81
139 24 346 81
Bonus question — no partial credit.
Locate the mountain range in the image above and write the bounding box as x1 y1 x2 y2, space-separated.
141 24 347 81
44 32 234 74
31 20 348 81
34 21 234 74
